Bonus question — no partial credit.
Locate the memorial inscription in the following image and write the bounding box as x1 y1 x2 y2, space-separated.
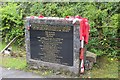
30 23 73 66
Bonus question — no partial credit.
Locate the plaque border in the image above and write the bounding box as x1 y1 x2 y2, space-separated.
25 18 80 75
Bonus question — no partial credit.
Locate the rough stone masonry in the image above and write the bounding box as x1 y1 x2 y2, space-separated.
25 17 82 75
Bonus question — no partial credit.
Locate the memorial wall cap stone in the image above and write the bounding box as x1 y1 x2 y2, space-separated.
25 16 81 74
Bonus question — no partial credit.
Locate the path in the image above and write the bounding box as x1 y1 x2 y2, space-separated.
0 67 42 78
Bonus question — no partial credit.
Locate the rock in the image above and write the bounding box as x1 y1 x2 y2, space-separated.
2 47 12 56
86 51 97 63
85 51 97 70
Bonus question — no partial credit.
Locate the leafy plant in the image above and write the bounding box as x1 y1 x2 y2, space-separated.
0 2 119 57
0 3 24 46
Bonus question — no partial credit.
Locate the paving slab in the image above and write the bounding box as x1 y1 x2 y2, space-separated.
0 67 42 78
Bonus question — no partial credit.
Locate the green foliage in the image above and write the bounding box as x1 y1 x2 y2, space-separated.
1 2 119 57
0 3 24 46
80 2 119 57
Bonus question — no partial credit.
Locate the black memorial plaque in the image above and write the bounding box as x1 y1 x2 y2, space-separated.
30 21 73 66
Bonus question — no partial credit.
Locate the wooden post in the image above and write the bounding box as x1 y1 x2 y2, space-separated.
0 36 17 54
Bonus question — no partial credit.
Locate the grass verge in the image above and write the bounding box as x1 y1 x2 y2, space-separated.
0 42 27 70
0 56 26 70
89 56 118 78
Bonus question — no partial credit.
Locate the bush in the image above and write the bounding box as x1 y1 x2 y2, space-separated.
0 3 24 46
0 2 119 57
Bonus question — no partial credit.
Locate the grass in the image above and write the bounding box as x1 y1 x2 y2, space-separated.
0 56 26 70
0 42 27 70
80 56 119 78
0 42 6 51
90 56 118 78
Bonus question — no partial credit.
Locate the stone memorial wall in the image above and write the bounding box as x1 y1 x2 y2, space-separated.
25 17 80 74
